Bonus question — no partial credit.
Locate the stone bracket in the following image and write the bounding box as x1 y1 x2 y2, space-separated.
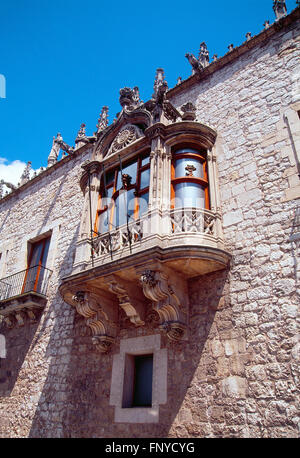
71 291 118 353
138 265 188 341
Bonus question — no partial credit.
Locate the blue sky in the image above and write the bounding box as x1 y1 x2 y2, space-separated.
0 0 298 182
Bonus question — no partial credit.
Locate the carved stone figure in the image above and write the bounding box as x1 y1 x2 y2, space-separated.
185 53 203 74
273 0 287 19
119 86 141 110
47 133 63 167
198 42 209 68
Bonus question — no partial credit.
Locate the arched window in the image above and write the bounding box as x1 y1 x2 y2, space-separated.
171 147 209 209
95 152 150 234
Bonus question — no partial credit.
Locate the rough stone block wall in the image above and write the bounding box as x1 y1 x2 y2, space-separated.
169 19 300 437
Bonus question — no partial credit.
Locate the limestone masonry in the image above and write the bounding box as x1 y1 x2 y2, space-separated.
0 1 299 438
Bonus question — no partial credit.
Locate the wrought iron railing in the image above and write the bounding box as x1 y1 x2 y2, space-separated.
0 265 52 302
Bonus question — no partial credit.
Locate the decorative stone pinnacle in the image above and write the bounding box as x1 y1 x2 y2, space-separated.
97 106 109 133
213 54 218 62
273 0 287 20
228 44 234 52
198 42 209 68
177 76 182 85
20 161 32 186
263 20 270 29
246 32 252 41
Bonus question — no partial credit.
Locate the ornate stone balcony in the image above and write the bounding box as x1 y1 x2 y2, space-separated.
0 265 52 327
59 207 230 352
72 207 228 276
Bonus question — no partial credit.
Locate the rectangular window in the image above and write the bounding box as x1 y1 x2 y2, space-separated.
22 236 51 294
122 353 153 408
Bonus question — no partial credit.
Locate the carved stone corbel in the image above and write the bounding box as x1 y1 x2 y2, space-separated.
105 276 146 327
139 268 187 341
72 291 117 352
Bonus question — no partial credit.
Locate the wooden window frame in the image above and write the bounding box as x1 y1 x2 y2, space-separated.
95 152 150 234
22 236 51 294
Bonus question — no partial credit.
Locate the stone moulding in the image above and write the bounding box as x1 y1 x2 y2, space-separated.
0 292 47 328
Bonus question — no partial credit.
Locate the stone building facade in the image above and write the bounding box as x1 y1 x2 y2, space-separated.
0 1 299 438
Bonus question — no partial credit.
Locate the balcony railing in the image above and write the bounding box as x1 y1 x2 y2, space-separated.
90 208 220 258
0 265 52 302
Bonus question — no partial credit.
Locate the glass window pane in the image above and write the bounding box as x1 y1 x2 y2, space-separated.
41 238 50 266
175 157 203 179
98 210 110 233
127 189 136 222
29 242 43 267
140 168 150 189
141 155 150 167
132 355 153 407
139 193 149 216
174 148 199 155
114 192 128 227
105 170 115 186
174 182 205 208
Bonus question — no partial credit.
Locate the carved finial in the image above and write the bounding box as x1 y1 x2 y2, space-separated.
246 32 252 41
228 44 234 52
0 180 3 199
263 20 270 29
75 123 89 148
153 68 168 103
273 0 287 19
97 106 109 133
198 42 209 68
213 54 218 62
181 102 196 121
77 123 86 138
19 161 32 186
176 76 182 85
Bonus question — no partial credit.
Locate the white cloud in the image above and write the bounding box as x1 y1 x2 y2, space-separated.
0 158 42 195
0 157 26 186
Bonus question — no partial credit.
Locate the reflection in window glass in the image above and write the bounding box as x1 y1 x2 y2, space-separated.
174 182 205 208
140 169 150 189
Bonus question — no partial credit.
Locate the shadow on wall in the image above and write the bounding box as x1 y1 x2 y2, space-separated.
0 219 81 401
28 265 230 438
0 313 43 397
